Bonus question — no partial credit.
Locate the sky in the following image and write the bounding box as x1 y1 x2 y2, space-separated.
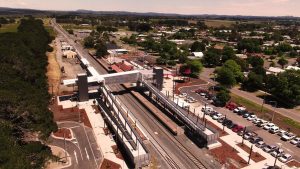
0 0 299 16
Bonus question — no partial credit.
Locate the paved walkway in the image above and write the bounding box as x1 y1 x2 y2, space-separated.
161 74 293 169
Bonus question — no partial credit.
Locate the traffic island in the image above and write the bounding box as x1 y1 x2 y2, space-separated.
53 128 73 140
237 143 266 162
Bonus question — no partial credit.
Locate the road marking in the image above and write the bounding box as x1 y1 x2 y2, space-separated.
69 126 80 129
85 147 90 160
154 132 158 135
74 151 78 164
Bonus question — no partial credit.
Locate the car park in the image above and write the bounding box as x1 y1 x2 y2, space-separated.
237 110 247 116
271 148 284 157
243 112 253 118
209 111 218 117
237 130 245 136
281 133 296 141
255 141 266 148
201 106 213 112
227 123 236 129
263 145 278 153
244 132 257 140
263 123 275 130
247 114 257 121
217 116 226 123
222 119 231 126
290 137 300 145
252 118 261 124
269 126 280 134
297 142 300 148
278 153 292 163
179 93 187 98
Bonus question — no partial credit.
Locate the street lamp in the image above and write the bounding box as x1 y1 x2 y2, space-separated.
274 143 282 167
269 101 277 122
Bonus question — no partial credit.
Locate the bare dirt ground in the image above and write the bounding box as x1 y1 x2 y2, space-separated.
100 159 121 169
175 78 207 94
237 143 266 162
209 139 248 169
286 160 300 168
47 41 61 95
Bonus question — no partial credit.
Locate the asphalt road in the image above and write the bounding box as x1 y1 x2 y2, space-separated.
51 19 221 169
49 121 101 169
180 85 300 161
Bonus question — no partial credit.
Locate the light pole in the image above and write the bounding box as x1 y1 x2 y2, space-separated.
269 101 277 122
274 143 282 167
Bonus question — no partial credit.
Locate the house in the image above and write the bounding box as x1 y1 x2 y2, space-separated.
191 52 204 58
63 51 77 59
267 67 284 75
236 54 248 59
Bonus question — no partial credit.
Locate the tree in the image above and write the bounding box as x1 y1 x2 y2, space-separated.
67 29 74 34
83 36 94 48
215 90 231 107
95 42 108 58
190 41 205 52
223 60 244 82
242 72 264 91
237 38 261 53
222 46 236 62
247 56 264 68
180 60 203 78
216 67 237 87
203 48 222 67
277 57 288 68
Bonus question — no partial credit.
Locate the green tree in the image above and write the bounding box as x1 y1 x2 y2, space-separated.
95 42 108 58
242 72 264 91
83 36 94 48
215 90 231 106
223 60 244 82
190 41 205 52
203 48 222 67
247 56 264 68
180 59 203 78
222 46 236 62
216 67 237 87
277 57 288 68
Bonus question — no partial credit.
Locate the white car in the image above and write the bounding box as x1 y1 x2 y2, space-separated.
281 133 296 141
271 148 284 157
279 153 292 163
233 107 246 113
263 123 275 130
269 126 280 134
290 137 300 145
256 120 268 127
247 115 257 121
179 93 187 98
201 106 213 112
213 113 223 120
252 118 261 124
277 129 288 137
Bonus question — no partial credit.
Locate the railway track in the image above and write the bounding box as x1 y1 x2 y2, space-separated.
109 83 207 169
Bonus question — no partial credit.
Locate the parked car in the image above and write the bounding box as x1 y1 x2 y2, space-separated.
271 148 284 157
201 106 213 112
257 120 268 127
247 115 257 121
281 133 296 141
179 93 187 98
244 132 257 140
263 123 275 130
255 141 266 148
243 112 254 118
277 129 288 137
279 153 292 163
250 136 263 144
252 118 262 124
225 102 238 110
263 145 278 153
269 126 280 134
238 130 245 136
227 122 236 129
209 111 218 117
290 137 300 145
237 110 247 116
222 119 231 126
217 116 226 123
213 113 223 120
297 142 300 148
232 125 244 133
233 106 246 113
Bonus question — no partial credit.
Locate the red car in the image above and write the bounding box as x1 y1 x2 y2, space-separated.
225 102 238 110
232 125 244 133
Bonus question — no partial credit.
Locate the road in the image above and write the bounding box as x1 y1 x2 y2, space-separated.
180 85 300 161
51 19 220 169
200 68 300 124
49 121 101 169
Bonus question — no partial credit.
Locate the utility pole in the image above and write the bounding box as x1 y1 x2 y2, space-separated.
64 132 67 162
248 144 253 164
242 127 246 146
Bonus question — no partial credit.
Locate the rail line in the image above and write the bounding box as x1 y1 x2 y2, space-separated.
110 83 207 169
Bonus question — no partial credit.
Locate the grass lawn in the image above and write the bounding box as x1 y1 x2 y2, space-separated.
205 20 236 28
61 24 94 30
0 23 19 33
